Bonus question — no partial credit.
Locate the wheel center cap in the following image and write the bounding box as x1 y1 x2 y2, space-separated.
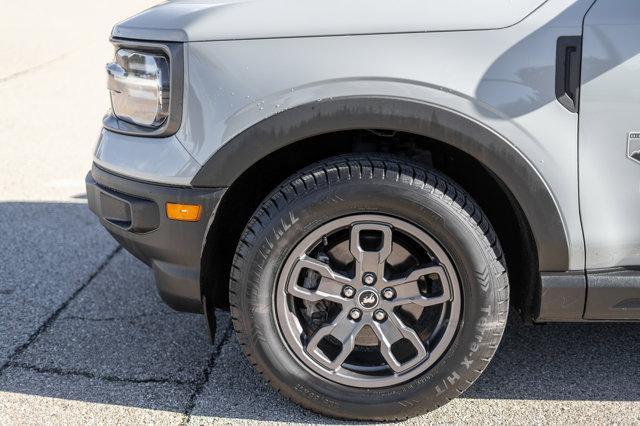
358 289 379 310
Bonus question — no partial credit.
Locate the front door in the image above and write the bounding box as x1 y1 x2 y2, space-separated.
579 0 640 319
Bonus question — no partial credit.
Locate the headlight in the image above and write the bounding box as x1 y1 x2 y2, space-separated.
106 49 170 128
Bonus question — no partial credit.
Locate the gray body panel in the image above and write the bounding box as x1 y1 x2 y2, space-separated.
94 129 201 186
579 0 640 269
113 0 547 42
578 0 640 320
184 0 592 272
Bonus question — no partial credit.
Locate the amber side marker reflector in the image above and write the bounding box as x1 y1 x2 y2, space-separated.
166 203 202 222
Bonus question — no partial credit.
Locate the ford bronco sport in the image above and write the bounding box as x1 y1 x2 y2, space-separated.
86 0 640 420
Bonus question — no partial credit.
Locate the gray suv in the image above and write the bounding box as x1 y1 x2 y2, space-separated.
86 0 640 420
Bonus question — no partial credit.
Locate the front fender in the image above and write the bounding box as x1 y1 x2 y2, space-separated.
191 97 569 272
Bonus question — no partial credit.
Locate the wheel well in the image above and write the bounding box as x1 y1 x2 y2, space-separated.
201 130 539 320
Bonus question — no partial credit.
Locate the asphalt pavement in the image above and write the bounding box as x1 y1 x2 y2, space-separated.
1 1 639 424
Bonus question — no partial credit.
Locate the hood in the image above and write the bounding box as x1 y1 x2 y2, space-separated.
112 0 547 42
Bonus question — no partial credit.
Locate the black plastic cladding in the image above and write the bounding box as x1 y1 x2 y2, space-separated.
555 36 582 113
87 165 225 313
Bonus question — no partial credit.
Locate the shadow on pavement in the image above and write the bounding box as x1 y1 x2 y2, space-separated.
0 202 638 423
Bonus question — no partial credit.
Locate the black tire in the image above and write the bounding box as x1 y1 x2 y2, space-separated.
229 154 509 421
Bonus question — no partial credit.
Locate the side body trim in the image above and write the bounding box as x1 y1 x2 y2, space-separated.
585 269 640 320
192 97 570 271
537 271 586 321
536 269 640 322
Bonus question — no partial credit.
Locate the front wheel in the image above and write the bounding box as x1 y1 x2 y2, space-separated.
230 155 508 420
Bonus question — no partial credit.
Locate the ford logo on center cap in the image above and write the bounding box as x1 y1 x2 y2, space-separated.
358 290 379 310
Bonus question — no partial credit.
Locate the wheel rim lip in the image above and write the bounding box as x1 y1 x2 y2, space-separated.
274 214 463 388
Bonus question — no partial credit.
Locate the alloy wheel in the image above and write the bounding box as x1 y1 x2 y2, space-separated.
275 214 462 388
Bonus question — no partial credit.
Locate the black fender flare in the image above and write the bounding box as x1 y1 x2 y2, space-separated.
192 97 569 271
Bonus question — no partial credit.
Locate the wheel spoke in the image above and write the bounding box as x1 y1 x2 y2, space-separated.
297 256 352 284
372 313 428 373
386 265 453 308
306 311 365 371
349 223 393 280
287 256 352 304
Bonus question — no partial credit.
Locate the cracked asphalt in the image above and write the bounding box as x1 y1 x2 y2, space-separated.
1 1 639 424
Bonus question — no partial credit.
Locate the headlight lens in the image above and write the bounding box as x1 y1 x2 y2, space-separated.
106 49 170 128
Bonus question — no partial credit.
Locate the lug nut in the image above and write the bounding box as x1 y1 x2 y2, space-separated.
373 309 387 322
342 286 356 298
382 288 396 300
363 272 377 286
349 308 362 321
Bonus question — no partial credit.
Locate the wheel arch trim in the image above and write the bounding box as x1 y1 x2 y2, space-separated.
192 96 569 271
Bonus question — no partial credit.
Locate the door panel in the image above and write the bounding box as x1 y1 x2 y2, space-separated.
580 0 640 319
580 0 640 269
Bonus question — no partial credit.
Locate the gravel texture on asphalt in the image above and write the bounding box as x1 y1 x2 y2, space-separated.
0 0 639 424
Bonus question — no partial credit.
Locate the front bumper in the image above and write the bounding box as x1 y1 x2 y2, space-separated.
86 164 225 312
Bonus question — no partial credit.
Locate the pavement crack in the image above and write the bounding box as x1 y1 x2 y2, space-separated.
182 319 234 424
59 312 176 322
0 246 122 377
0 50 73 84
8 362 198 386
